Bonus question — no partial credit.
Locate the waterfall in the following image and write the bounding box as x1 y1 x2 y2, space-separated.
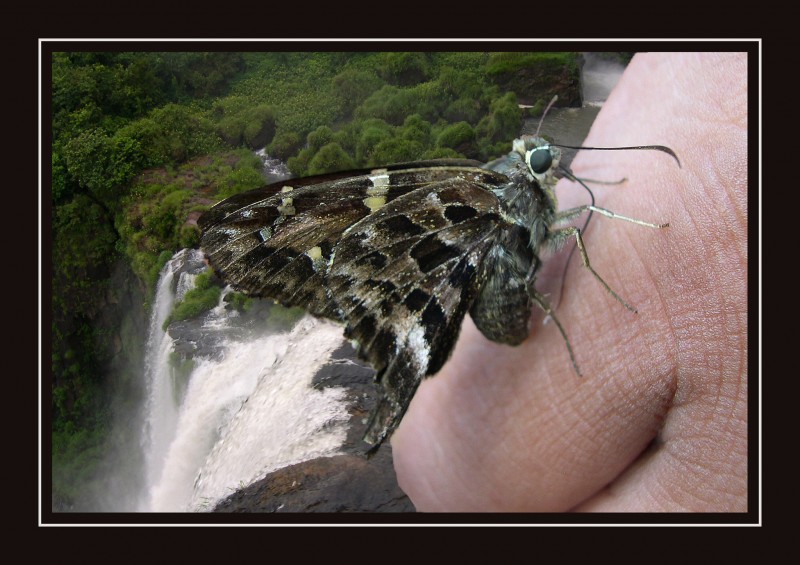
140 249 192 505
580 52 626 107
137 249 351 512
255 147 292 184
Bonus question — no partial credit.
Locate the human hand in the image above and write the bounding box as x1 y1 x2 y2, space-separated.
391 52 748 513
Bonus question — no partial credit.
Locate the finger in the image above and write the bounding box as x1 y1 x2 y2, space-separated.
392 253 679 512
569 52 749 512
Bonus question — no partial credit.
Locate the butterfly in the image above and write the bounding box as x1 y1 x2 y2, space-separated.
198 135 677 455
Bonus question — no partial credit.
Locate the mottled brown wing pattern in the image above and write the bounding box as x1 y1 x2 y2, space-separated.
200 177 375 319
200 163 505 320
200 163 514 452
322 178 508 449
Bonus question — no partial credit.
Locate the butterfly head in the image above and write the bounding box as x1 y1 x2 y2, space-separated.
513 135 561 183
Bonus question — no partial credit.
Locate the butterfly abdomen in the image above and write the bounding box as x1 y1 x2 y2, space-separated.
469 224 539 346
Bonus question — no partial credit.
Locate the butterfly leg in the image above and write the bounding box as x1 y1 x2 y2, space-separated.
554 205 669 229
527 286 582 377
573 177 627 185
559 165 628 186
548 224 644 313
549 205 668 312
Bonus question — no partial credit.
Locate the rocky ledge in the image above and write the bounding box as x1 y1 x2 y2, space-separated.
212 341 415 513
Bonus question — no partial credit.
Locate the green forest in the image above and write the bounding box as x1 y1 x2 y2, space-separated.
49 50 586 509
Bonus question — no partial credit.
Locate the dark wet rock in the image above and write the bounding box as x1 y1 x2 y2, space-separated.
213 450 414 513
168 317 226 360
165 252 301 362
213 340 415 513
313 342 383 456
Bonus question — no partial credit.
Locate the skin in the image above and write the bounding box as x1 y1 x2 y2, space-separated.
391 52 748 512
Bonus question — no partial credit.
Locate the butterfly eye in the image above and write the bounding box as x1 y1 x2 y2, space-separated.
527 147 553 175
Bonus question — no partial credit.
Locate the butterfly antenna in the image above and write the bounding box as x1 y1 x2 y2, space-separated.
535 95 559 137
553 144 682 168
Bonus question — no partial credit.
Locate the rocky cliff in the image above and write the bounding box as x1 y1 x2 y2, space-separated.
212 342 415 513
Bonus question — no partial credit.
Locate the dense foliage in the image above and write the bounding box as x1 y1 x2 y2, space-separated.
49 50 582 509
161 272 222 330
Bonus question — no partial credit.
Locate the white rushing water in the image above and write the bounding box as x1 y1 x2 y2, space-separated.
140 250 189 501
580 52 626 107
138 250 350 512
255 147 292 184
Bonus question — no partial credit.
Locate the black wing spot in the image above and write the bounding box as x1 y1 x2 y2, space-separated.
421 299 446 340
356 250 388 270
372 328 396 359
349 313 377 342
380 215 425 236
444 205 478 224
410 234 461 273
403 288 430 312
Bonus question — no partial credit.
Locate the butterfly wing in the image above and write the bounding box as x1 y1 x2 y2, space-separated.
199 163 513 451
200 172 383 320
199 160 486 320
323 175 509 450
